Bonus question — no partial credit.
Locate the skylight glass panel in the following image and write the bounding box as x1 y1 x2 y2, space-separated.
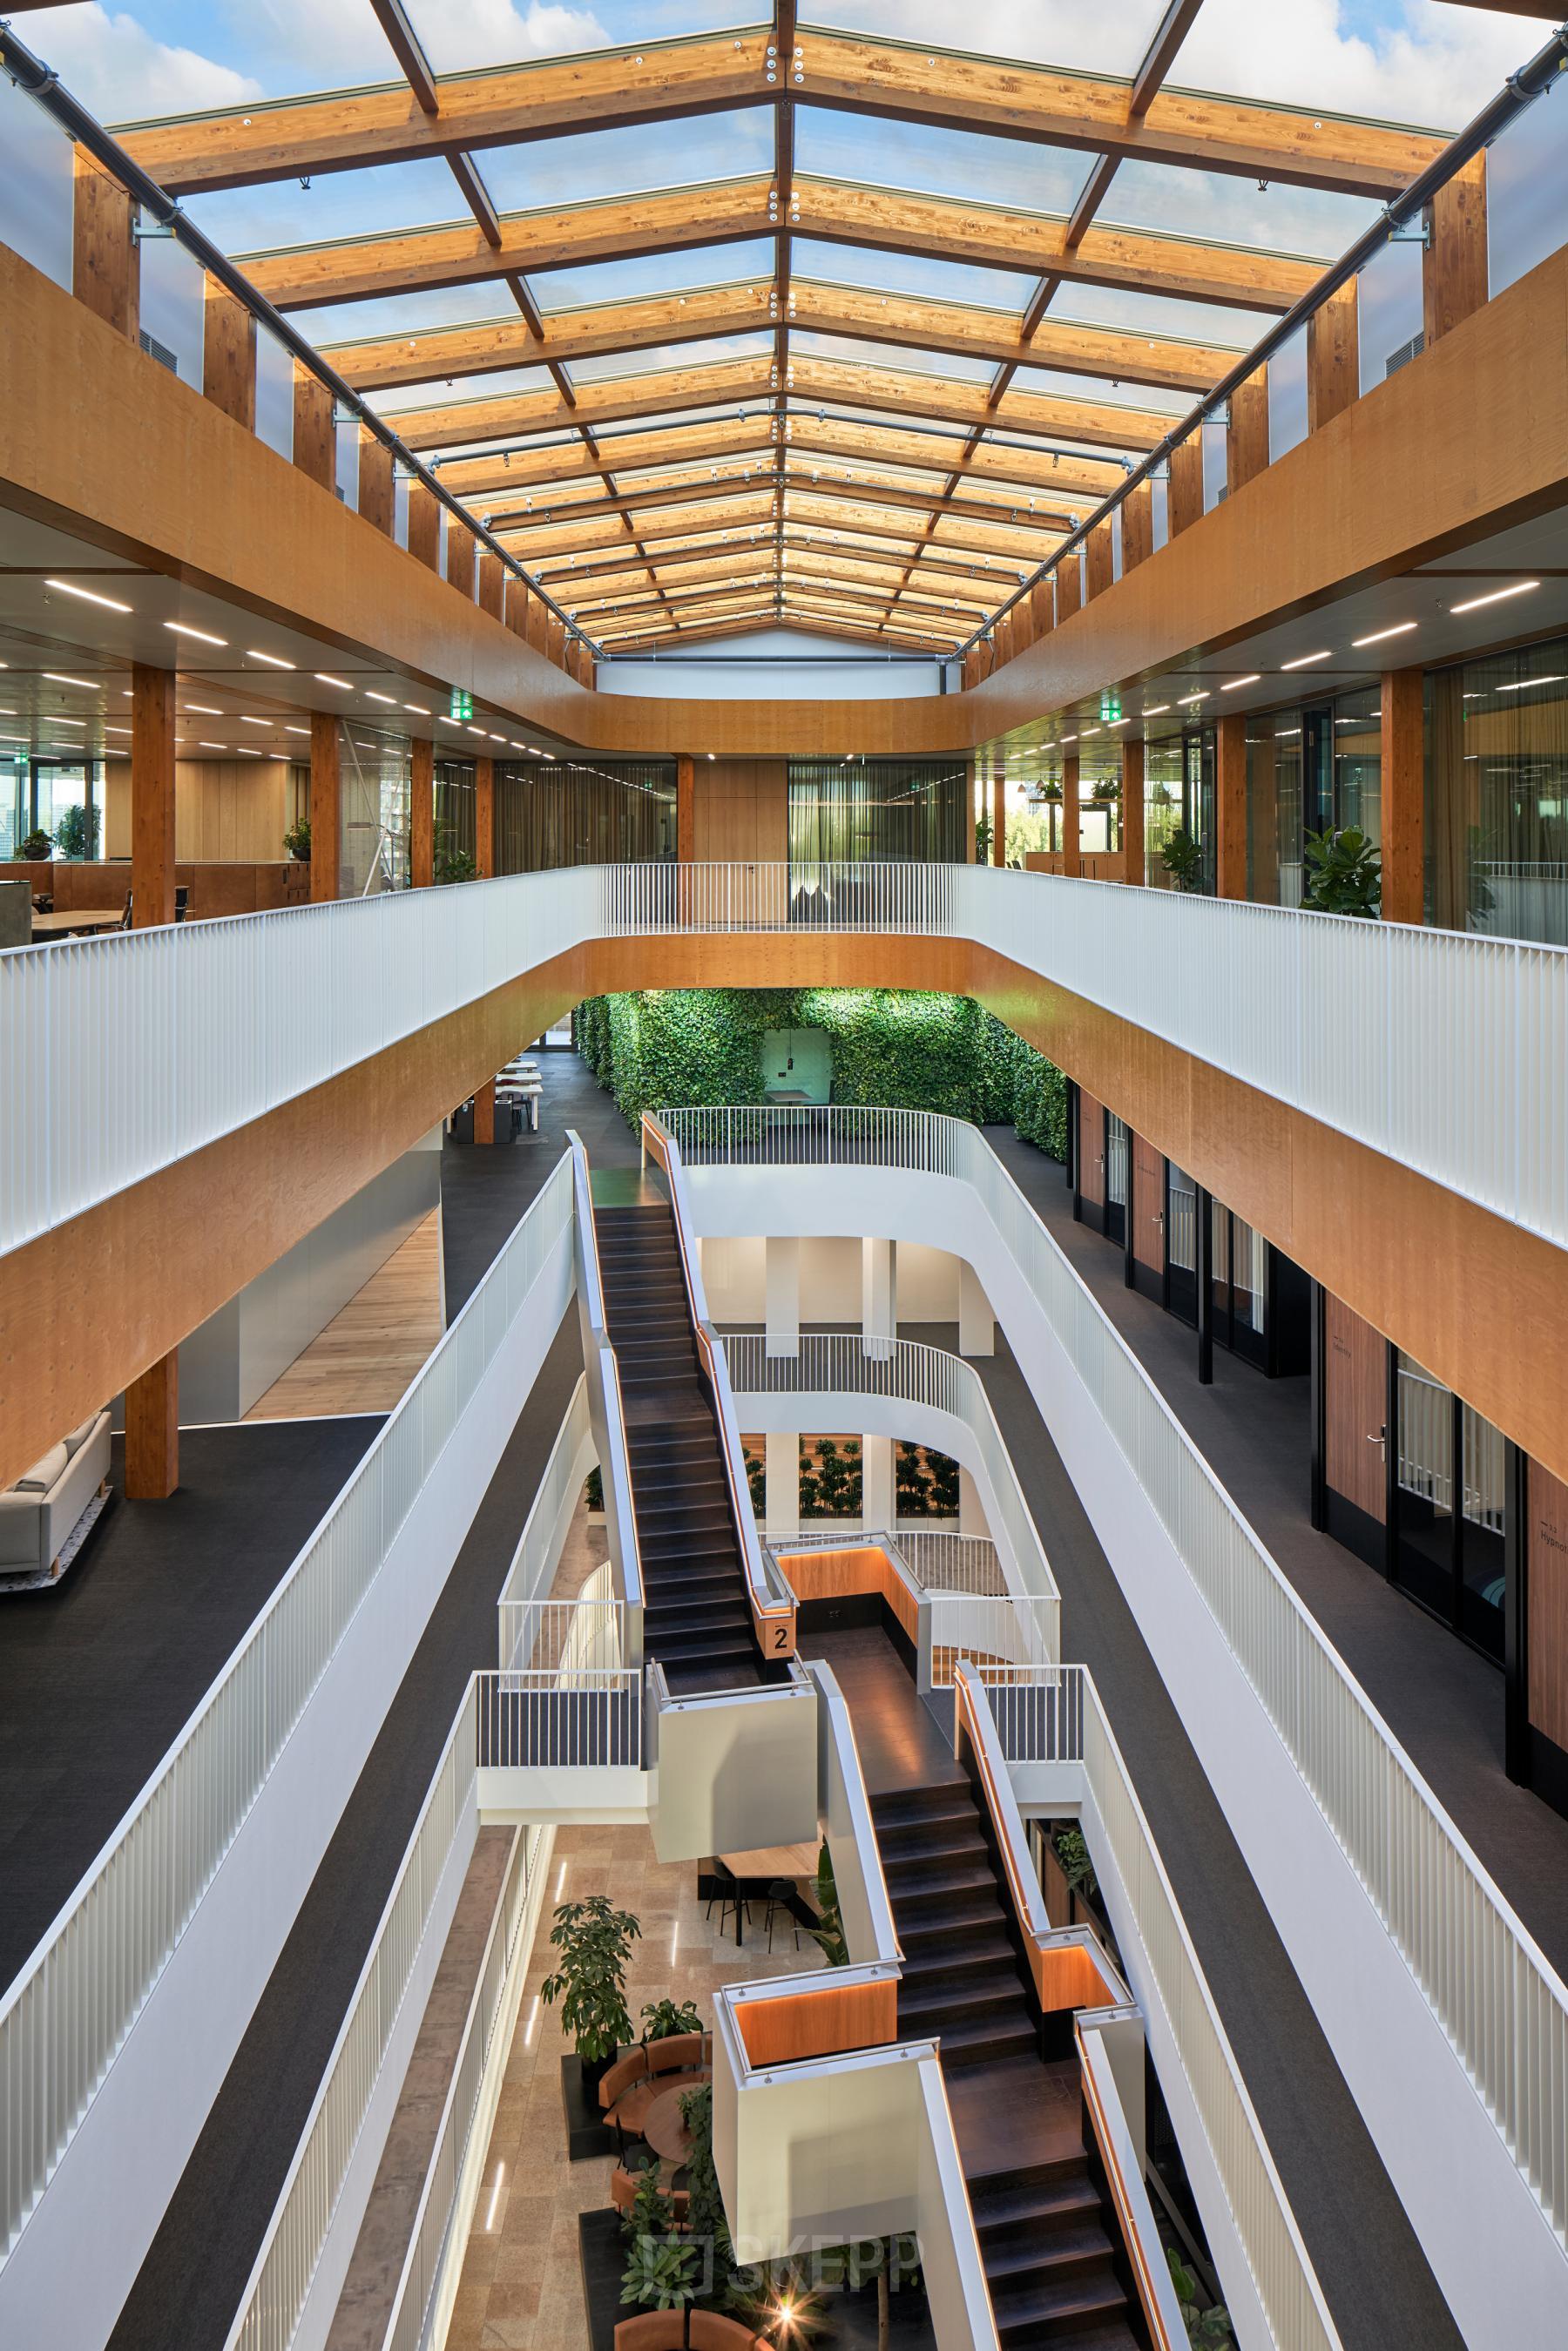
536 241 777 307
790 239 1035 310
566 333 774 383
1042 283 1276 351
799 5 1173 78
1012 365 1189 419
795 111 1083 216
477 108 772 210
314 286 537 349
791 333 994 385
194 158 464 260
402 0 759 75
371 368 553 423
1099 160 1367 266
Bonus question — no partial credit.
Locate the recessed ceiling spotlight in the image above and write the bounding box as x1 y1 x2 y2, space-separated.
246 648 295 669
45 578 132 612
165 620 227 645
1351 622 1417 647
1281 651 1331 670
1449 580 1539 615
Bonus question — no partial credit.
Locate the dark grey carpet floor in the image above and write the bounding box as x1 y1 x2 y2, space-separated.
0 1416 381 1988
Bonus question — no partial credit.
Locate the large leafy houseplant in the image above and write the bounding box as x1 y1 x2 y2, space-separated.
679 2082 737 2302
1161 828 1205 893
1303 823 1381 917
622 2166 697 2332
641 1997 703 2043
282 816 311 861
539 1895 640 2089
54 803 101 860
1167 2250 1233 2346
808 1842 848 1968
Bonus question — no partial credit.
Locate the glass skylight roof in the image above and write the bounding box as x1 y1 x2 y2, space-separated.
17 0 1541 650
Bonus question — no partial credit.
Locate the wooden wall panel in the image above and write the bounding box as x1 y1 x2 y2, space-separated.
1132 1134 1164 1273
172 761 290 861
1077 1090 1105 1209
1324 1297 1388 1520
734 1978 897 2068
1528 1464 1568 1753
693 758 787 862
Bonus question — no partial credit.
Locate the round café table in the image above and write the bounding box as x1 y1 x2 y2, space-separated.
642 2072 711 2180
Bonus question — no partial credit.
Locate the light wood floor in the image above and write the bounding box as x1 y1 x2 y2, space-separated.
245 1210 444 1422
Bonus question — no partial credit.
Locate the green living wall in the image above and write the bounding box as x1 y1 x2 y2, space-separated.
573 987 1068 1159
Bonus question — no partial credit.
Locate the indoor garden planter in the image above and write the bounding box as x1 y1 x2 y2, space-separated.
541 1894 641 2095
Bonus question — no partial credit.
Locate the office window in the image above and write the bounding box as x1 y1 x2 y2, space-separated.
787 760 967 864
1144 740 1183 886
1426 637 1568 944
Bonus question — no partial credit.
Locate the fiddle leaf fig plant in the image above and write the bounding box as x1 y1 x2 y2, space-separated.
1303 823 1382 917
539 1895 640 2063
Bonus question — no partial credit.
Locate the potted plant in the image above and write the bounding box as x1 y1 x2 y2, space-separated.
678 2081 735 2298
539 1894 641 2094
54 803 101 861
585 1466 605 1520
641 1997 703 2043
1167 2250 1233 2345
1053 1825 1098 1902
621 2169 697 2338
1303 823 1381 916
1161 828 1205 893
283 816 311 862
808 1842 848 1967
19 828 51 861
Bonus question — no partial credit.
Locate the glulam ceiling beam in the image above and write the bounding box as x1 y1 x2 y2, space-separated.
118 26 1443 198
239 173 1320 316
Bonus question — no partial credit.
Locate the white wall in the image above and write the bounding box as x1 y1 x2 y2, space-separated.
699 1233 963 1327
595 625 951 701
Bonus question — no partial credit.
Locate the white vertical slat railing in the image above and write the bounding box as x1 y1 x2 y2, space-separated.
665 1104 1568 2257
6 864 1567 1265
0 1154 573 2269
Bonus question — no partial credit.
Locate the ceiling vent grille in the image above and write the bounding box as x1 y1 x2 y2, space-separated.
1385 330 1426 378
138 328 179 374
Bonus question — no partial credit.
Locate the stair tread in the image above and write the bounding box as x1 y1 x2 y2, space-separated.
990 2273 1129 2325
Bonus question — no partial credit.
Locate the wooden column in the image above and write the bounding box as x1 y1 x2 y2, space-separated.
446 521 476 598
1424 154 1488 349
991 772 1006 867
1168 436 1204 537
1121 737 1145 887
474 1078 497 1145
1308 279 1360 431
410 736 435 888
1216 713 1247 899
357 429 394 535
1121 481 1153 573
1055 557 1083 623
475 756 497 878
1227 367 1270 494
292 363 335 490
677 753 696 861
476 550 505 620
1382 666 1425 925
127 661 179 1498
1061 754 1081 879
309 712 340 902
1085 518 1115 601
202 280 255 429
72 150 138 339
130 662 176 929
407 481 441 571
125 1352 178 1501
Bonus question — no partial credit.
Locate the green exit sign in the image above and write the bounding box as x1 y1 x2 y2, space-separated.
449 688 473 720
1098 691 1122 721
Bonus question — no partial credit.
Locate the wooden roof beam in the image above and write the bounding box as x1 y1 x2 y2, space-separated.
119 26 1445 199
239 172 1321 315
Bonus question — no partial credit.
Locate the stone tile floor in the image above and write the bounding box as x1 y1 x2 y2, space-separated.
449 1821 810 2351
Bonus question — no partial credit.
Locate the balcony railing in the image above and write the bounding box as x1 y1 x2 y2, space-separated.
668 1104 1568 2265
0 1154 573 2271
5 865 1568 1270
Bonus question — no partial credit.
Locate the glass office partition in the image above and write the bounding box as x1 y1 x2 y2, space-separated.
498 759 674 872
1246 710 1304 905
1394 1354 1506 1663
1333 686 1382 848
1267 328 1309 463
138 227 205 385
1357 235 1424 395
1144 738 1183 886
787 759 967 864
0 69 74 290
254 327 294 460
1426 634 1568 943
1488 71 1567 297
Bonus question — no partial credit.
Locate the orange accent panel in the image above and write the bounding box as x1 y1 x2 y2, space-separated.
734 1978 897 2069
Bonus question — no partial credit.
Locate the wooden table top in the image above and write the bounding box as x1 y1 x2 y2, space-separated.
30 908 123 936
719 1841 819 1881
644 2074 711 2164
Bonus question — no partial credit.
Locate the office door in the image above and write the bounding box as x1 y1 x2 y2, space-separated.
1324 1296 1388 1565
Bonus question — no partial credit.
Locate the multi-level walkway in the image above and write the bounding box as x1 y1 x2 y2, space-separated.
978 1125 1568 1986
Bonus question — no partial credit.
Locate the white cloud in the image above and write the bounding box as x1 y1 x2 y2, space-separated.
15 5 261 121
1169 0 1548 131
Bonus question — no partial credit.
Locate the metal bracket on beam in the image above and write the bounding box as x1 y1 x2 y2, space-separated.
1382 205 1430 247
131 213 177 244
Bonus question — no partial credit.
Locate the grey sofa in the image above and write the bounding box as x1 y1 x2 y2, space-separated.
0 1409 112 1588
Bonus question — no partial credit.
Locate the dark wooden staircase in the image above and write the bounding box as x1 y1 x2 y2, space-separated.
871 1778 1140 2350
594 1200 770 1698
